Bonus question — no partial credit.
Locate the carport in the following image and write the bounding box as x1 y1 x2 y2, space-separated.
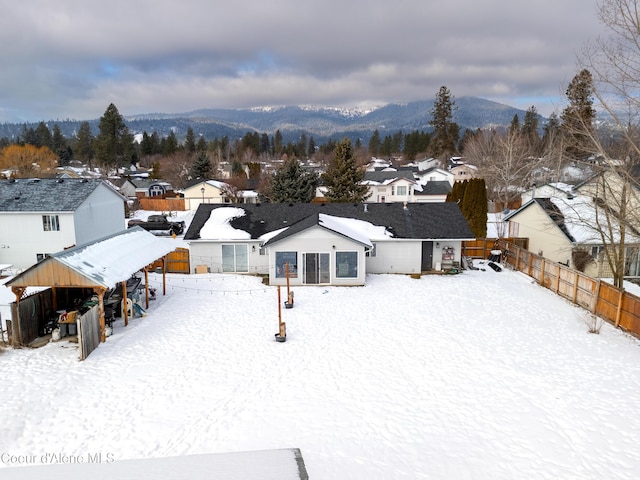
6 226 176 358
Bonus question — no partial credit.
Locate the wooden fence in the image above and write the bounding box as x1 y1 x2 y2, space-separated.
149 247 190 274
498 239 640 338
139 197 186 212
462 238 529 259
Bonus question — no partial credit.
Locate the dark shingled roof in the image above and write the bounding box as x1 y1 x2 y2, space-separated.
363 171 416 183
0 178 106 212
184 202 475 241
414 181 452 196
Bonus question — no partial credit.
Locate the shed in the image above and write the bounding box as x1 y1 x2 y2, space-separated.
6 227 175 350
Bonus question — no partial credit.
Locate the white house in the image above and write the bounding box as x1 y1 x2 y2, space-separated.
184 202 475 286
0 178 127 271
362 171 418 203
183 179 259 210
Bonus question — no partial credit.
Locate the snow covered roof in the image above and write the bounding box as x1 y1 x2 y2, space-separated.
185 203 475 242
263 213 378 247
7 227 176 289
504 194 640 245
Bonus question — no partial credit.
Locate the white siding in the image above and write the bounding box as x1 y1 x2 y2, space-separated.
74 184 126 245
0 212 76 270
189 240 269 275
267 227 367 286
365 240 423 274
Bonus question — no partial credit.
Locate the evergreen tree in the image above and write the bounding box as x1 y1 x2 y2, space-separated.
190 151 212 179
459 178 488 238
561 69 596 159
429 85 458 159
509 114 520 135
75 121 94 164
322 138 370 202
162 131 179 156
446 180 467 204
308 136 316 157
268 157 319 203
184 127 196 153
196 136 208 152
368 129 381 156
274 129 284 156
94 103 130 167
35 122 52 149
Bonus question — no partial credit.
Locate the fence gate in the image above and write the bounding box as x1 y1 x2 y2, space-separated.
78 307 100 361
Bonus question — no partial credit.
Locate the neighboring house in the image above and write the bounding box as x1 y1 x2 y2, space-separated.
520 182 575 204
412 181 452 203
184 202 475 286
133 179 176 199
0 178 127 271
504 194 640 278
449 164 478 182
414 167 454 186
183 179 259 211
362 171 417 203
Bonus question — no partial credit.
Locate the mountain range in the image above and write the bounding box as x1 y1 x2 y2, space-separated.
0 97 539 145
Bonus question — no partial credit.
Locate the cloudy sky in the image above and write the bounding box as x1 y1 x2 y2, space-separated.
0 0 604 123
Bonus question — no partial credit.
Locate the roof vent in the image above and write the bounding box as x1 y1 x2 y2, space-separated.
56 178 64 183
364 204 368 212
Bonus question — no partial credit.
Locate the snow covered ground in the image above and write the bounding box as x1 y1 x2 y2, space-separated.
1 265 640 479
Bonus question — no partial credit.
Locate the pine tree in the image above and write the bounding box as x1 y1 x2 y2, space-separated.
561 69 596 160
94 103 130 167
184 127 196 153
75 121 94 164
190 151 212 179
322 138 370 202
369 129 381 156
429 86 459 159
268 157 319 203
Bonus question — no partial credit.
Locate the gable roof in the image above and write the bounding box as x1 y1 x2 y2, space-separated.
185 202 475 242
0 178 117 212
263 213 374 247
7 226 175 289
363 171 416 184
414 181 452 196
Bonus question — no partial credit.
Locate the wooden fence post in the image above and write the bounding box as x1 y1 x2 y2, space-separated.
592 280 601 314
555 264 561 294
540 258 546 286
615 289 624 328
572 271 579 304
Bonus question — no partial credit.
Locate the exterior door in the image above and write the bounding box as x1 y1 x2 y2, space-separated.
421 241 433 271
303 253 330 284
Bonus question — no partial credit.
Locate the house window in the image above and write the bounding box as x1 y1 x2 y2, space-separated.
396 186 407 196
391 186 395 195
221 244 248 272
336 251 358 278
42 215 60 231
591 246 603 259
36 253 50 262
366 243 377 257
149 185 164 197
276 251 297 278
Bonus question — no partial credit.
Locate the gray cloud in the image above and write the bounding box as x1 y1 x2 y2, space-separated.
0 0 603 122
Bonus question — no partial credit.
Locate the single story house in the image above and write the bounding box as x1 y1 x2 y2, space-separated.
184 202 475 286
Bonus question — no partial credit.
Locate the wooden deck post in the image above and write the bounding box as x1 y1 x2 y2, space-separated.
93 286 107 343
122 281 129 326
